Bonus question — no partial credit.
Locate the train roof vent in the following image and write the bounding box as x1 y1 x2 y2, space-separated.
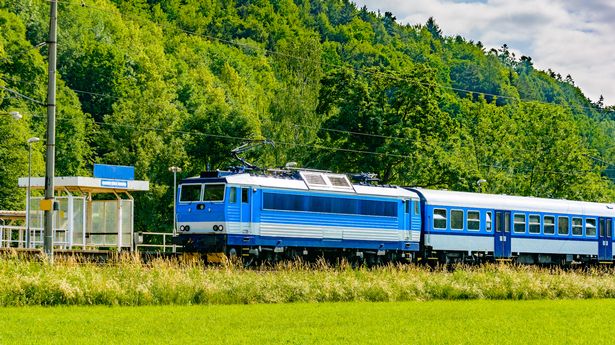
299 172 355 192
328 175 351 188
303 173 327 186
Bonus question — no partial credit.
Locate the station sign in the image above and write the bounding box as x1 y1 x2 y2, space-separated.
101 179 128 188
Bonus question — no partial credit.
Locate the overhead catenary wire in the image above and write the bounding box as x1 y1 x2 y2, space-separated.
13 109 612 180
14 110 413 159
0 42 47 65
0 85 46 106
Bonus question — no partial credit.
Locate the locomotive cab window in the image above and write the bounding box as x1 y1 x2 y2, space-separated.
242 188 249 203
608 219 613 238
451 210 464 230
514 214 526 233
433 209 447 229
229 187 237 203
203 184 225 202
543 216 555 235
180 184 202 202
414 201 420 215
467 211 480 231
585 218 597 237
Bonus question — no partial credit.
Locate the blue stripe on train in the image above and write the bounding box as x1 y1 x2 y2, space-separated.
425 230 602 242
226 234 419 251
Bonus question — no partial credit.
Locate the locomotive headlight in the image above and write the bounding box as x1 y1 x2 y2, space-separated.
219 225 224 231
179 225 185 232
213 225 219 232
185 225 190 232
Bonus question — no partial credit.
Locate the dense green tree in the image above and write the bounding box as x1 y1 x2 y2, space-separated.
314 65 464 187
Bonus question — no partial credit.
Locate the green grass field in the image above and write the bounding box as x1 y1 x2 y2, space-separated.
0 300 612 344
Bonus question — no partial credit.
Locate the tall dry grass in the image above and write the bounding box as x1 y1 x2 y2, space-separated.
1 251 615 306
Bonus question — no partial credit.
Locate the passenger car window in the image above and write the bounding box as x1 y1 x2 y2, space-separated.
544 216 555 234
433 209 447 229
572 217 583 236
451 210 464 230
529 215 540 234
585 218 596 237
485 212 492 232
467 211 480 231
514 214 526 233
558 217 569 235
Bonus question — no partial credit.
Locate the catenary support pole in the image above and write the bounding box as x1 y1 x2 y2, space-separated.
168 166 182 238
43 0 57 263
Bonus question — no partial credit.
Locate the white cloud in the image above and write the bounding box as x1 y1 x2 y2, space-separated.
353 0 615 105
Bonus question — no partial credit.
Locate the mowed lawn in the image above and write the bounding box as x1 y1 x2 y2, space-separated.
0 299 612 344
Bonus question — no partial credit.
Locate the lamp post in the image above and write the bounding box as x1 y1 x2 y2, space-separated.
0 111 22 120
26 137 40 249
168 166 182 237
477 179 487 193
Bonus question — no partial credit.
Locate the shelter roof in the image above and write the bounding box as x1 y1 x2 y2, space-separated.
0 210 26 220
18 176 149 194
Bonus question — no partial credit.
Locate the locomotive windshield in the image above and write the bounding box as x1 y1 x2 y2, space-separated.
179 183 226 202
204 184 225 201
180 184 202 202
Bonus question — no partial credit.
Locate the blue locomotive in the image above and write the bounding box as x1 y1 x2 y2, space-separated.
175 169 420 263
174 169 615 265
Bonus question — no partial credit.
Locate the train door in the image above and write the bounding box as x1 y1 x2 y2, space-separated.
240 188 251 234
403 200 411 241
494 211 511 258
598 218 612 261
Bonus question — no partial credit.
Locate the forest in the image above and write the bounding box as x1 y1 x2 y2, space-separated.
1 0 615 232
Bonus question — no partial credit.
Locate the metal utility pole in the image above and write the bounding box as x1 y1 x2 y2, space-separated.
43 0 58 262
26 137 40 249
168 166 182 237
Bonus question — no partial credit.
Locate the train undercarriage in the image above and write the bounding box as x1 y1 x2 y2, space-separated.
175 234 611 267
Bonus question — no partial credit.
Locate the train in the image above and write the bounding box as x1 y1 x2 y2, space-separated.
174 168 615 265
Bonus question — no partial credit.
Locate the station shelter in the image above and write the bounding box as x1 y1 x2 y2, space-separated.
14 164 149 252
0 211 25 248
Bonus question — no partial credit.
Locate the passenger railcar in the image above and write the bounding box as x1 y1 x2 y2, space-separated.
411 188 615 264
175 170 421 263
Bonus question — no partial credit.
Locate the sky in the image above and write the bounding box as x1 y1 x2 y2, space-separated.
353 0 615 106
